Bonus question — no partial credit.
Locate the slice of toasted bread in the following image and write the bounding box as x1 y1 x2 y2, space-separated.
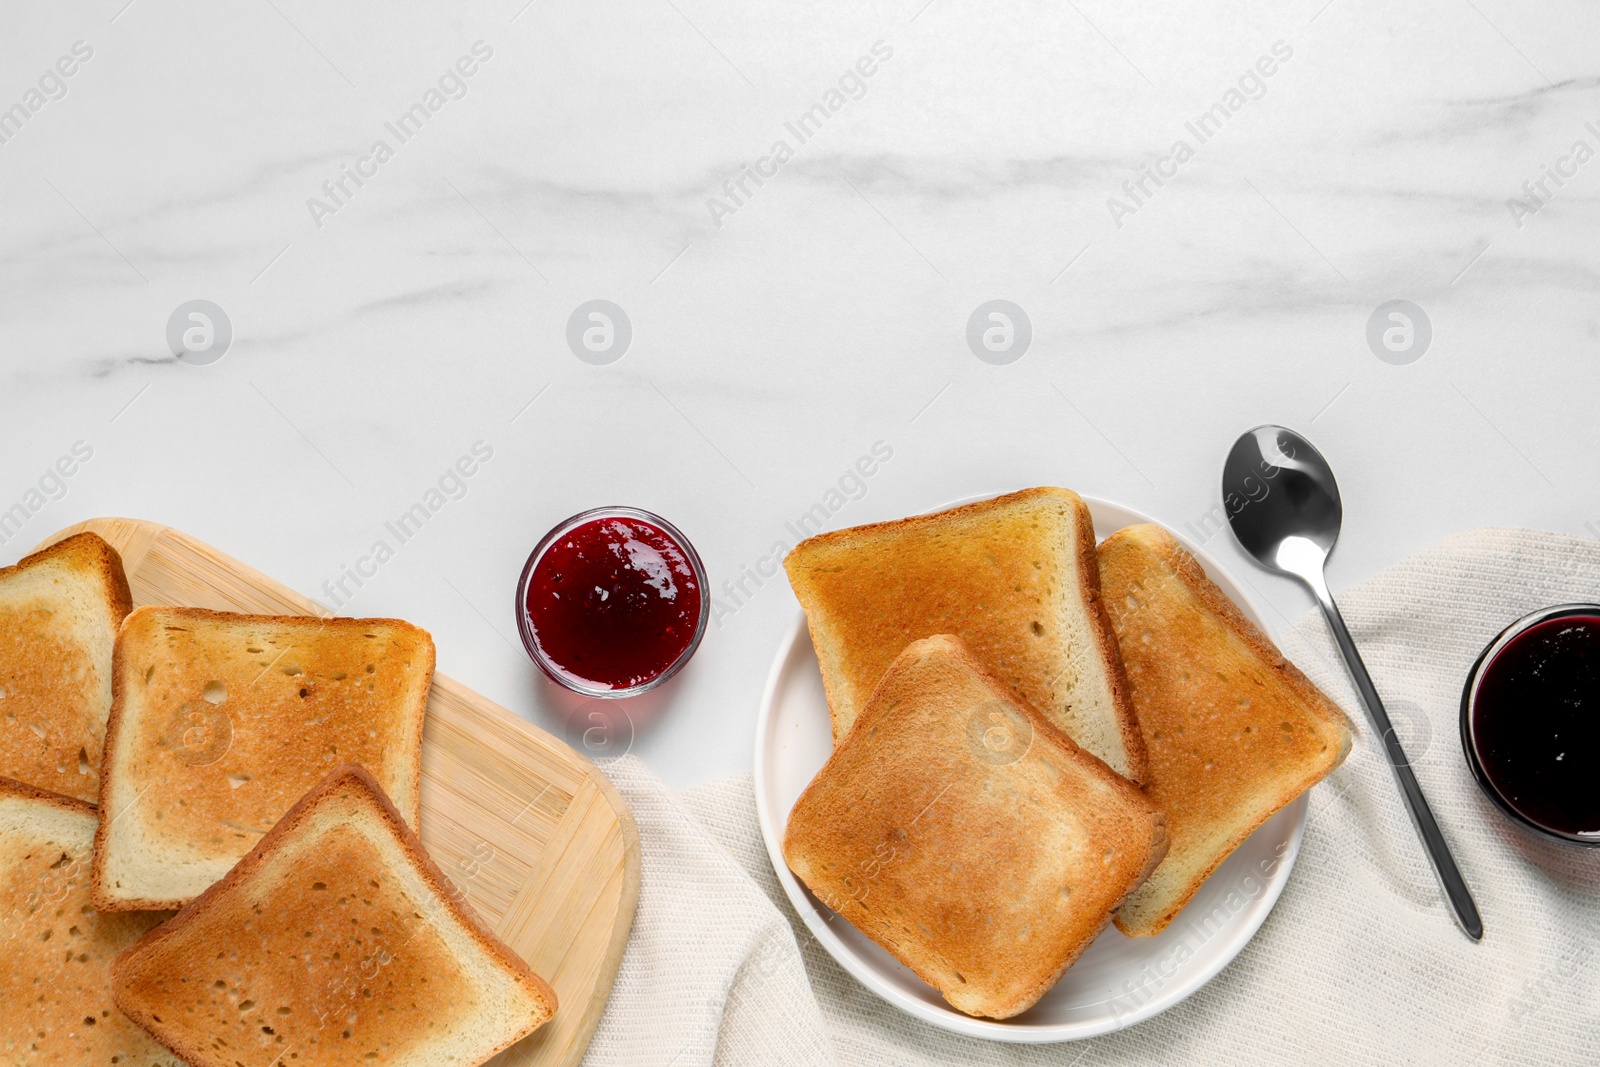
783 487 1147 781
0 776 181 1066
1098 525 1354 937
782 635 1166 1019
0 532 133 803
93 607 435 911
112 764 557 1067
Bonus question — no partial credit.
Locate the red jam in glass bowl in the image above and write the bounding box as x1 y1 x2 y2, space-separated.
516 508 707 698
1462 605 1600 845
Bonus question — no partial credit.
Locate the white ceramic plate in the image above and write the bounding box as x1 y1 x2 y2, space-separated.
753 494 1308 1042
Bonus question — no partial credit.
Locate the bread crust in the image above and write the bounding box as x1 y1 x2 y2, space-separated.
784 487 1147 782
110 763 557 1067
0 772 98 817
784 487 1060 743
1122 525 1352 745
94 607 147 909
783 634 1166 1018
1099 525 1353 937
0 773 182 1067
92 607 435 911
1068 494 1148 782
5 531 134 621
0 531 132 806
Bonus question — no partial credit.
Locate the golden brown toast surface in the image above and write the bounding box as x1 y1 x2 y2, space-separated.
94 607 434 910
782 635 1166 1019
783 487 1145 781
0 776 179 1067
111 764 557 1067
0 533 132 803
1097 525 1353 937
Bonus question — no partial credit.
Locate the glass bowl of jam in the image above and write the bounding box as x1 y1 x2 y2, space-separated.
1461 604 1600 846
517 507 708 699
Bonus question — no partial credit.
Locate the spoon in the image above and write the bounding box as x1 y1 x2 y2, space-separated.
1222 425 1483 941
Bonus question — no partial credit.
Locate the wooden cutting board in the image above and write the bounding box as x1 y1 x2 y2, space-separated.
35 518 640 1067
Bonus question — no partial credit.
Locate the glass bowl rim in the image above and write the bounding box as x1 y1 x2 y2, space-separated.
515 506 710 700
1459 601 1600 847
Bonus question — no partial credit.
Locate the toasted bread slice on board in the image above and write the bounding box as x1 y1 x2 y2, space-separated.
112 764 557 1067
93 607 434 910
0 776 180 1066
1098 524 1353 937
783 635 1166 1019
0 532 132 802
784 487 1146 781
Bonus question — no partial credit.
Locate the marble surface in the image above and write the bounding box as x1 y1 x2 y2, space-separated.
2 0 1597 786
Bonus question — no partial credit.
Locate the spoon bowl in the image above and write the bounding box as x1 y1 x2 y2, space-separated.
1222 425 1341 571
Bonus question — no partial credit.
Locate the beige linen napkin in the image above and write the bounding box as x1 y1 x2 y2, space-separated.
582 528 1600 1066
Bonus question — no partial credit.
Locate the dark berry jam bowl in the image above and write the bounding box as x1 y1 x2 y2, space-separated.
516 507 708 700
1460 603 1600 847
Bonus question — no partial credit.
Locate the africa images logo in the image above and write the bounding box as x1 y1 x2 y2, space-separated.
705 41 893 228
167 300 233 365
163 682 233 767
566 300 632 365
306 41 494 230
1366 300 1431 365
0 40 93 148
965 300 1032 365
1105 41 1293 228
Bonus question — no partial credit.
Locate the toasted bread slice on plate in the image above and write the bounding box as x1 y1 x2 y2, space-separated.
1097 524 1354 937
783 487 1146 781
0 776 180 1066
0 533 132 803
112 764 557 1067
93 607 434 910
782 635 1166 1019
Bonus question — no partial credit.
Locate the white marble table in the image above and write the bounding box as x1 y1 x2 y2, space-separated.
3 0 1596 786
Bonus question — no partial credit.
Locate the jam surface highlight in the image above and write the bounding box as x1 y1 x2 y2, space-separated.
524 517 702 691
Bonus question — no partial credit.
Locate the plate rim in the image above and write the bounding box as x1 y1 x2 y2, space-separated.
753 492 1308 1043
